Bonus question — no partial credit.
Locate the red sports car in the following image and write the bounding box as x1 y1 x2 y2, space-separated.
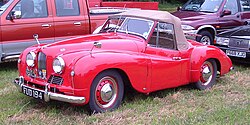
13 10 233 113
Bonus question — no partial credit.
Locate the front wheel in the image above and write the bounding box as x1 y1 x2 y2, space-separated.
89 70 124 113
196 31 213 45
195 59 217 90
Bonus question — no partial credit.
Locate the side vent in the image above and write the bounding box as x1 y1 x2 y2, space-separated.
48 75 64 85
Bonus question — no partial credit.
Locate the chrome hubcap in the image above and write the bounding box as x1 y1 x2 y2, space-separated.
100 84 113 103
200 36 211 45
200 61 213 86
95 76 118 108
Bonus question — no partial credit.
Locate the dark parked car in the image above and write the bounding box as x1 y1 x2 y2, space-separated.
172 0 250 45
215 22 250 59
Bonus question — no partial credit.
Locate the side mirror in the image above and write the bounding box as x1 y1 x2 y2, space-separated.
221 9 231 17
7 11 21 20
177 6 182 11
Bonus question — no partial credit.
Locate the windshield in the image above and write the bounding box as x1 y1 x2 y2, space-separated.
117 17 154 39
99 17 125 33
181 0 223 13
0 0 13 15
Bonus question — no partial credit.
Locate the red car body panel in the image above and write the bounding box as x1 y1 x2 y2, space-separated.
17 32 232 104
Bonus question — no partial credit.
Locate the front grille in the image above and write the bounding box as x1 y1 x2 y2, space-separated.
38 52 47 79
229 38 249 49
48 75 64 85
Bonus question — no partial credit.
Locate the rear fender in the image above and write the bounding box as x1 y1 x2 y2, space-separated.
190 46 231 82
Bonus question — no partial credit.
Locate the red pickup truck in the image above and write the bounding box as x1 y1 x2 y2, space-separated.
0 0 158 63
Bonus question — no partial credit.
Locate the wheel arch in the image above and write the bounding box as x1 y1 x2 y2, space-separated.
94 68 132 88
190 47 223 83
197 25 217 39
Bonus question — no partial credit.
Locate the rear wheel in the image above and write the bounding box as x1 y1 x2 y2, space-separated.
195 59 217 90
196 31 213 45
89 70 124 113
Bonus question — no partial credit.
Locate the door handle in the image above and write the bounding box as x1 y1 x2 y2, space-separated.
172 57 182 60
41 24 51 27
236 15 240 18
74 22 81 25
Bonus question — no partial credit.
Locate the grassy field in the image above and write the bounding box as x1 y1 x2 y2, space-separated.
0 60 249 124
0 3 249 125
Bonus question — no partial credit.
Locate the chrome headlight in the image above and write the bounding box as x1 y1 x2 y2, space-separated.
53 57 65 74
181 24 195 30
216 37 230 46
26 51 36 67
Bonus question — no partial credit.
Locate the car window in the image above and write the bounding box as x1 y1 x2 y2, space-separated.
99 17 125 33
224 0 239 14
148 22 176 50
55 0 80 16
240 0 250 11
118 17 154 39
0 0 13 16
181 0 223 13
11 0 48 19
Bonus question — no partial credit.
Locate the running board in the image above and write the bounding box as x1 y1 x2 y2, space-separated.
2 55 20 62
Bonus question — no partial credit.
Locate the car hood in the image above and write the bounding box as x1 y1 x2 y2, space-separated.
217 26 250 38
172 10 214 22
39 32 144 58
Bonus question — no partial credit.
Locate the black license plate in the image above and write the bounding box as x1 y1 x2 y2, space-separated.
22 86 44 100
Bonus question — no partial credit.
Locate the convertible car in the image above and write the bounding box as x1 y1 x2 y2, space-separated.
13 10 233 113
215 22 250 60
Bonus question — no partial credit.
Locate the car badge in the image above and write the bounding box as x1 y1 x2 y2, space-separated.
42 69 47 79
236 41 241 46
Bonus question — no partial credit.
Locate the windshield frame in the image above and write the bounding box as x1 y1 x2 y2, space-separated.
181 0 224 13
0 0 14 16
117 17 155 40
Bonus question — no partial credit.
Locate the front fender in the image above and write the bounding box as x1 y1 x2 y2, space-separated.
190 45 232 83
71 51 148 103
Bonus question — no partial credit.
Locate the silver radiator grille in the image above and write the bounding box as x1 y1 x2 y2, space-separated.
38 52 47 79
229 38 249 49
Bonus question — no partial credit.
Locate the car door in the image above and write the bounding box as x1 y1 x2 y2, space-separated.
239 0 250 21
145 22 184 91
1 0 54 58
52 0 90 41
217 0 242 33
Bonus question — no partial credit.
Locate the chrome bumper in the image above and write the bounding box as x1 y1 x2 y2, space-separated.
230 67 234 71
13 76 85 104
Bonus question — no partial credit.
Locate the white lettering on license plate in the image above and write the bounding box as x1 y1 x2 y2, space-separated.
23 87 43 100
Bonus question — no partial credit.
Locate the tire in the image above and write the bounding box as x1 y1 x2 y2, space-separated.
196 31 213 45
194 59 217 90
89 70 124 113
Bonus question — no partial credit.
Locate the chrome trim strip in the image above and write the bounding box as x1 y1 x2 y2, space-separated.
13 76 85 104
2 55 20 60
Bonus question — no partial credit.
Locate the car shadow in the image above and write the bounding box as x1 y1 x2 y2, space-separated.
0 61 18 71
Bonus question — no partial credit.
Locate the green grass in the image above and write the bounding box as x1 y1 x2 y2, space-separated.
0 61 249 124
159 3 182 12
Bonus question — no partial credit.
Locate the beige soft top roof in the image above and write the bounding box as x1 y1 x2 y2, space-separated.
111 10 189 50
